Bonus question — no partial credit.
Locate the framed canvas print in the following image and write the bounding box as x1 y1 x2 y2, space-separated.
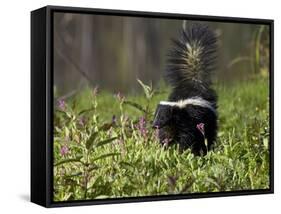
31 5 274 207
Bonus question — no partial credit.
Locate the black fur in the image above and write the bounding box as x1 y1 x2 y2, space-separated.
153 23 218 155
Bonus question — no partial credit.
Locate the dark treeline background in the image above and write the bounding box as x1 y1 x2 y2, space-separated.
54 12 269 95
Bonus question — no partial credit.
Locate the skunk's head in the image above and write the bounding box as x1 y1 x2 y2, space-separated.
152 104 173 129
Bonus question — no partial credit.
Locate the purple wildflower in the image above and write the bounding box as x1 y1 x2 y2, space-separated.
136 116 148 138
196 123 205 136
57 99 66 111
60 145 69 156
78 116 86 126
112 115 117 124
139 116 145 128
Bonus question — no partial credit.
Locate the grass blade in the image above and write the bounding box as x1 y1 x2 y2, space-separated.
91 153 120 163
124 100 146 113
54 155 83 167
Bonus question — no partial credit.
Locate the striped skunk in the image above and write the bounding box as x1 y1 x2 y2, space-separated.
152 23 218 156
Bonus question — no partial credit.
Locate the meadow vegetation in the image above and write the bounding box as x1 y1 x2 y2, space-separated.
53 77 270 201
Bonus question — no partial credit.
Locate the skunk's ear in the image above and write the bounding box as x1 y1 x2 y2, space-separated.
152 104 173 128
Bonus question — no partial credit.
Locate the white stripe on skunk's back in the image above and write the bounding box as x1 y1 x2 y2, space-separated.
159 97 216 113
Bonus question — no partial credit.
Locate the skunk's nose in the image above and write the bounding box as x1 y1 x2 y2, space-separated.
152 114 159 128
151 120 160 129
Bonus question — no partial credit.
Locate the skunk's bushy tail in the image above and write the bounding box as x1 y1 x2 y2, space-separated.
166 23 218 88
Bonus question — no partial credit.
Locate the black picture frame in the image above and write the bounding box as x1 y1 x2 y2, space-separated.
31 5 274 208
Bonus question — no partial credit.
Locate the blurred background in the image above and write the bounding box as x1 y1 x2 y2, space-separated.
54 12 269 96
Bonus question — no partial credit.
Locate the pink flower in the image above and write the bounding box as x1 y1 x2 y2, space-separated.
60 145 69 156
78 116 86 126
57 99 66 111
196 123 205 136
136 116 148 138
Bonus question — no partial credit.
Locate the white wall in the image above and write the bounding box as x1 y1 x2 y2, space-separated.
0 0 279 213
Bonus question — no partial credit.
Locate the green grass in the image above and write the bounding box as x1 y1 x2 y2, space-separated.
53 77 270 201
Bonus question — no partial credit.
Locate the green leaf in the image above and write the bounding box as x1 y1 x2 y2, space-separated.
91 153 120 163
54 155 83 167
123 100 146 113
96 137 118 148
86 132 98 150
65 165 98 179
